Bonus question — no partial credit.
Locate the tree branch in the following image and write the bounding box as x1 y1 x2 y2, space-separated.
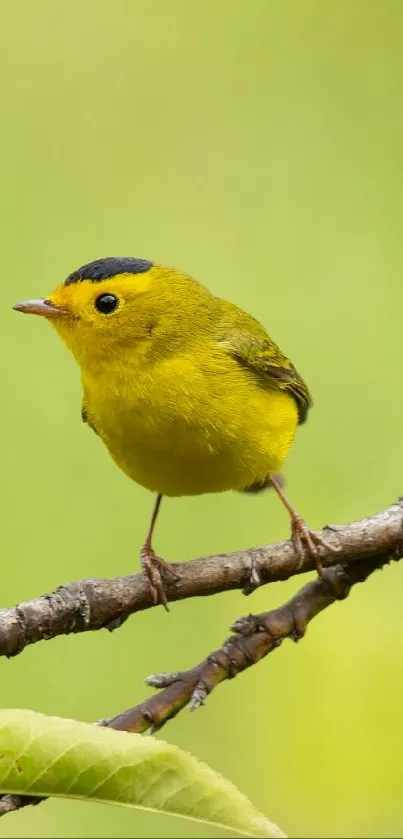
0 543 399 817
107 549 398 733
1 500 402 658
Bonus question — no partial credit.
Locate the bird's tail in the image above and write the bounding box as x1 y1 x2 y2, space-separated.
240 472 285 494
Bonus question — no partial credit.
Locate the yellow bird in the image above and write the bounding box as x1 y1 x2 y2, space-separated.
14 257 333 607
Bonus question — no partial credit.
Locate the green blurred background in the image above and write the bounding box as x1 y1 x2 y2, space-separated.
1 1 403 836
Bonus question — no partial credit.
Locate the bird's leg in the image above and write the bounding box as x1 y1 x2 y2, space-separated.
268 475 337 575
140 494 178 611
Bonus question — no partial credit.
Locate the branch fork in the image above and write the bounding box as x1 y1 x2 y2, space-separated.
1 500 402 816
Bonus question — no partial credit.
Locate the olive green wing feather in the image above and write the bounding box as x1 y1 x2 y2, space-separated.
219 315 312 424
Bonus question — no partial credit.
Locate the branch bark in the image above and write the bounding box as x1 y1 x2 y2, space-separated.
1 500 402 658
107 549 397 733
0 543 399 817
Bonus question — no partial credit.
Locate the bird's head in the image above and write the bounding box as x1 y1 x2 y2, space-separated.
13 257 205 372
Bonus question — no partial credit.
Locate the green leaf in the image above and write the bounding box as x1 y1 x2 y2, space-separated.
0 710 285 837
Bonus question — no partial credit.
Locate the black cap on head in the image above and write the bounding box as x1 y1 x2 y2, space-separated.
64 257 153 286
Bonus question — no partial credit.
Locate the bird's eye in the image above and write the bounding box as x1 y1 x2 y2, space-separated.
94 293 119 314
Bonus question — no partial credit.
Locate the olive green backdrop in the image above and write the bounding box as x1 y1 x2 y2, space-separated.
1 1 403 837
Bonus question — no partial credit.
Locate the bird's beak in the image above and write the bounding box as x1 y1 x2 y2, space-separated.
12 298 69 318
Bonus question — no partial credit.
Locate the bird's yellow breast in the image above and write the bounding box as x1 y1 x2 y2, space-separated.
83 350 298 497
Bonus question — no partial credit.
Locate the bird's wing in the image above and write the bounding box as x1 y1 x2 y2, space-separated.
218 315 312 424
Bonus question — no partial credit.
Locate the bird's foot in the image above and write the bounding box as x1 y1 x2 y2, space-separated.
140 546 178 611
291 514 338 576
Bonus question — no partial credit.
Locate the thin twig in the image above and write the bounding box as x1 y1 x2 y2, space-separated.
0 501 402 658
107 550 397 733
1 545 400 817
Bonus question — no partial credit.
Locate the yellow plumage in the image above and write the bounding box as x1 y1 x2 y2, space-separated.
46 262 302 497
14 257 331 607
83 354 298 497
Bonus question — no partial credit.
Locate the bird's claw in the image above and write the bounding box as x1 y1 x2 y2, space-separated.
291 515 338 576
140 547 178 611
